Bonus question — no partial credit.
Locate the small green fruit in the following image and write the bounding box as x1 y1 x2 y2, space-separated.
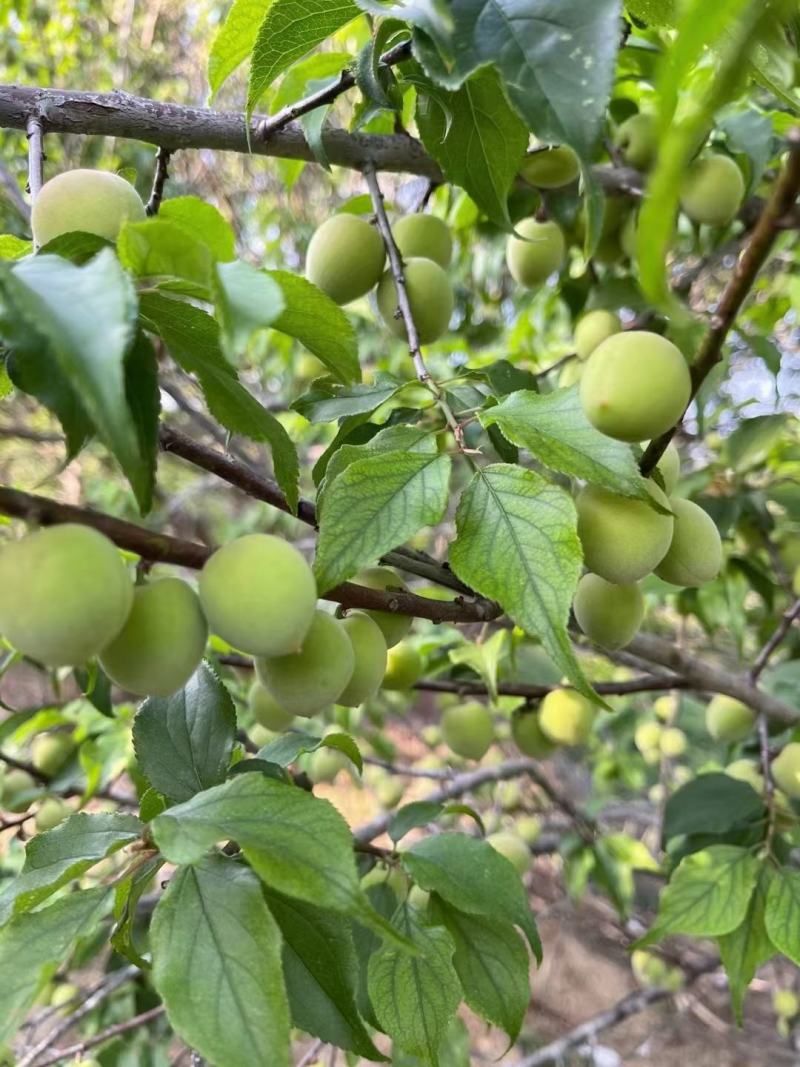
354 566 413 648
337 611 388 707
680 154 745 227
1 768 37 813
248 680 294 731
653 696 674 722
99 578 207 697
486 831 529 875
376 776 405 809
558 359 584 388
307 746 348 784
516 815 542 844
655 498 722 587
634 721 662 754
441 701 494 760
519 145 580 189
393 213 452 267
771 742 800 799
199 534 316 657
31 733 74 777
35 796 72 832
257 610 355 717
305 214 385 304
574 310 621 361
659 727 687 757
573 573 644 650
0 524 133 667
511 710 557 758
705 695 754 743
376 257 454 344
576 482 674 584
32 169 145 246
580 331 691 443
506 218 565 288
382 642 423 691
539 689 595 746
408 884 430 910
496 780 522 811
614 113 658 170
361 864 408 897
655 442 681 494
725 758 764 794
773 989 800 1019
421 724 441 747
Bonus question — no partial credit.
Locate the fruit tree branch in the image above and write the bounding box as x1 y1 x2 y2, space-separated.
31 1005 166 1067
145 146 171 216
750 596 800 682
25 115 43 201
415 674 687 700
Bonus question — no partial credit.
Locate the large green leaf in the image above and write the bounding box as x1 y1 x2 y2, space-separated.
118 218 214 293
208 0 272 96
133 662 237 804
314 449 451 593
415 66 527 228
662 773 766 845
294 379 402 423
718 865 776 1023
258 728 362 773
151 855 291 1067
159 197 237 261
764 866 800 967
213 260 286 358
449 463 591 701
268 269 360 383
0 813 142 925
481 387 651 500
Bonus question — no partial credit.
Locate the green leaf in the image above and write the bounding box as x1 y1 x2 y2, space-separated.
718 865 776 1023
481 387 651 500
265 890 386 1060
430 895 529 1043
388 801 445 844
7 340 94 460
368 906 461 1066
764 866 800 967
637 845 761 947
140 291 300 510
448 628 508 704
258 728 363 773
151 855 291 1067
247 0 361 118
118 217 214 292
0 234 32 260
133 662 237 804
124 330 161 513
662 773 766 846
268 269 360 383
314 449 451 593
415 66 527 228
449 464 591 703
112 853 164 968
0 812 142 925
208 0 271 96
293 379 401 422
402 832 541 960
0 886 112 1044
726 414 788 473
37 231 111 263
159 196 237 261
213 260 285 358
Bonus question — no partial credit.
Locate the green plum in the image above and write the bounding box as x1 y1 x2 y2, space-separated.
32 169 145 246
337 611 388 707
393 213 452 267
354 566 413 647
441 701 494 760
574 310 621 361
572 573 644 650
376 257 453 344
539 689 595 746
655 498 722 587
248 680 295 731
680 154 745 228
705 695 754 742
305 214 385 304
506 218 565 288
382 642 423 690
576 482 674 584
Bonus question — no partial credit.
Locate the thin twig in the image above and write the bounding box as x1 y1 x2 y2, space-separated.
145 146 172 216
296 1040 324 1067
0 160 31 222
25 115 44 203
31 1005 165 1067
416 674 687 700
750 597 800 681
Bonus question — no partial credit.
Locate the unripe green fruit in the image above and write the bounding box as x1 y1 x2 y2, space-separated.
634 721 662 754
580 331 691 443
705 695 754 743
31 733 74 777
441 701 494 760
31 169 145 246
256 610 355 717
680 154 745 227
653 696 674 722
559 359 584 388
576 482 674 585
655 498 722 588
614 113 658 170
354 566 412 648
307 745 348 784
199 534 316 657
486 831 529 875
376 257 453 344
572 573 644 650
496 780 522 811
725 758 764 794
516 815 542 844
248 680 294 731
655 442 681 494
0 524 133 667
421 724 441 748
382 642 423 690
539 689 594 746
35 796 72 832
1 768 37 812
393 213 452 267
361 864 408 897
408 884 430 910
49 982 78 1009
506 218 565 288
305 214 385 305
376 776 405 809
519 145 580 189
337 611 387 707
99 578 207 697
511 711 556 758
659 727 687 757
773 989 800 1019
771 742 800 799
574 310 621 361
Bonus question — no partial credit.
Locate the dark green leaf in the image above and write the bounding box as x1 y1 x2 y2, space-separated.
764 866 800 967
388 801 444 843
208 0 270 95
293 379 401 422
268 269 360 383
213 260 285 358
718 865 775 1023
258 729 362 773
663 773 766 846
124 330 161 512
7 341 93 459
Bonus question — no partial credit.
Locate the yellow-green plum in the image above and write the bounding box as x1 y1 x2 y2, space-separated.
1 768 37 813
705 695 754 742
516 815 542 844
31 169 145 246
376 776 405 809
539 689 595 746
393 213 452 267
614 113 658 170
307 745 349 784
576 482 674 584
305 214 385 305
31 733 74 777
774 988 800 1020
574 310 621 361
421 724 441 747
506 218 565 288
199 534 316 657
35 796 72 832
256 610 355 717
382 642 423 691
99 578 207 697
655 442 681 494
725 758 764 793
0 524 133 667
496 780 522 811
337 611 388 707
441 701 494 760
659 727 687 757
511 710 556 758
634 720 662 755
655 499 722 588
572 573 644 650
771 742 800 799
408 884 430 910
376 257 453 344
354 566 413 647
248 680 294 731
519 145 580 188
580 331 691 442
653 696 674 722
486 831 530 875
680 154 745 227
559 359 584 388
361 863 408 897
